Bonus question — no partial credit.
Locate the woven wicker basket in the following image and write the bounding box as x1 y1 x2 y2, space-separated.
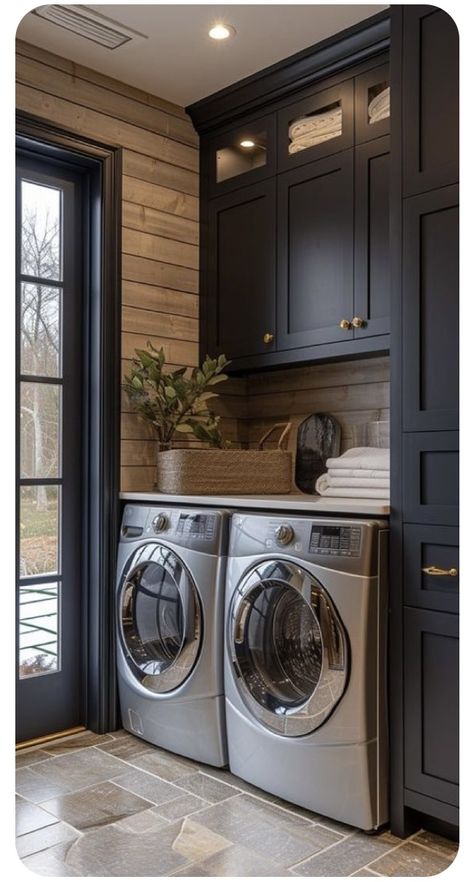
156 423 292 495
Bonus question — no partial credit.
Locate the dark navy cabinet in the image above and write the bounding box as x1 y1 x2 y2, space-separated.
390 5 459 838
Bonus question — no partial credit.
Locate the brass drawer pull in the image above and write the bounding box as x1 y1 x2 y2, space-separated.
263 332 274 344
339 319 352 330
352 316 366 329
422 566 458 577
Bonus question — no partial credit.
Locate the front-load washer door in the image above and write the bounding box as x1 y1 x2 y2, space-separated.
229 559 349 736
119 544 202 694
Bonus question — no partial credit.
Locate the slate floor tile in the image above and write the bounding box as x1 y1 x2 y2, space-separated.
19 747 129 798
177 772 241 803
40 780 154 831
368 841 454 876
292 830 400 876
16 794 59 836
16 820 78 858
154 792 210 821
16 766 72 803
170 817 231 862
412 829 459 858
112 767 183 805
172 843 291 876
97 731 152 761
351 870 380 877
15 748 51 768
43 731 115 755
114 808 171 834
127 747 199 781
22 841 81 876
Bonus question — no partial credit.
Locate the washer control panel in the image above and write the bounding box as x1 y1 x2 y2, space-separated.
309 524 362 557
176 512 217 541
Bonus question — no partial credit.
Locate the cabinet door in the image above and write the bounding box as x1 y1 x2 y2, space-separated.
404 607 458 809
404 524 459 614
277 80 353 173
207 114 276 197
354 136 390 338
277 150 353 351
207 180 276 360
403 6 458 196
403 432 459 526
403 186 459 432
355 63 390 144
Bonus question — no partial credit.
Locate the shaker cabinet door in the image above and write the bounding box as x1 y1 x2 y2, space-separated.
207 180 276 360
353 136 390 338
277 149 354 351
402 6 459 196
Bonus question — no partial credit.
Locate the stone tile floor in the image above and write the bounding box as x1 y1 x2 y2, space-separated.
15 730 459 877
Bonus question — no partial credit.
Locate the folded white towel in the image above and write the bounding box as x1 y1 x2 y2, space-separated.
315 474 389 499
289 108 342 140
327 467 389 479
289 130 342 153
323 476 389 489
326 447 389 471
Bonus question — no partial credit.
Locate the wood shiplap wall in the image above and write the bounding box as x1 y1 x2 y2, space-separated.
16 39 200 492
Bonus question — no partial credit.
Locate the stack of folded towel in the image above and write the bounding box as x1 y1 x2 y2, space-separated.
289 107 342 154
368 86 390 124
315 447 389 499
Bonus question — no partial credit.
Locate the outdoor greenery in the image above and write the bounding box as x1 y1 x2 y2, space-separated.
123 343 232 449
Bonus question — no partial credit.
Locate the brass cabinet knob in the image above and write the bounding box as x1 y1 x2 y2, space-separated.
339 319 352 330
422 566 458 577
263 332 274 344
352 316 366 329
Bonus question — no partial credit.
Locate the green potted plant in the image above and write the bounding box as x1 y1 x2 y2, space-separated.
123 342 293 495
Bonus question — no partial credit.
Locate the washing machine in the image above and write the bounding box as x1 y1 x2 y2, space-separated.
224 512 389 830
116 503 229 766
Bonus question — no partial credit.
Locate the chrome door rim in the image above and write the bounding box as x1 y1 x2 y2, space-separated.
119 543 202 694
229 559 349 736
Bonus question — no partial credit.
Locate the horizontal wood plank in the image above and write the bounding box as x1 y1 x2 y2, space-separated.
16 54 198 147
16 83 198 172
123 254 198 294
123 151 198 198
122 332 198 365
121 466 157 492
122 227 199 270
16 39 190 121
246 381 389 419
122 281 198 318
123 201 198 245
247 356 390 395
122 305 198 341
123 174 198 220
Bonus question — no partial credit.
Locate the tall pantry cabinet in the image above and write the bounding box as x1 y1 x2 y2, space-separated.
390 5 459 836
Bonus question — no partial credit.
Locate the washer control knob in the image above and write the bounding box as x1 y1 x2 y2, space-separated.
152 513 168 533
275 524 294 545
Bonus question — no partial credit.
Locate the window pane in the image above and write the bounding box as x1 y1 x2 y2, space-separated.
19 582 59 678
21 282 61 377
20 383 61 478
21 181 62 281
20 485 60 577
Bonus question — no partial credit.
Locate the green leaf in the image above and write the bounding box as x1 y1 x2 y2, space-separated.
174 423 194 433
206 374 228 386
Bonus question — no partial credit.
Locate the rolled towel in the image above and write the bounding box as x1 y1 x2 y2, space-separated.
327 467 389 479
315 474 389 498
368 87 390 118
326 447 389 472
324 476 389 489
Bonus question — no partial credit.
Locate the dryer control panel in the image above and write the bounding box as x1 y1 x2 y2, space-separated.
309 524 362 557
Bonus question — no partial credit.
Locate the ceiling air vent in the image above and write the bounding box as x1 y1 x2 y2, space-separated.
33 5 137 49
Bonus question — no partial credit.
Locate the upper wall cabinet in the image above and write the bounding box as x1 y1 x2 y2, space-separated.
207 114 276 197
355 63 390 143
402 6 459 196
277 80 353 172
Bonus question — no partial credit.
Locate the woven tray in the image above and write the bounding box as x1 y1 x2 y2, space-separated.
156 423 292 495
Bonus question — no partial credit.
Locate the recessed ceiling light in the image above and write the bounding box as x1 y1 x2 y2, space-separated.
208 23 235 40
240 139 256 148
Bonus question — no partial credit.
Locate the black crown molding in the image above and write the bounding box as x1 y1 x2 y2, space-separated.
186 10 390 134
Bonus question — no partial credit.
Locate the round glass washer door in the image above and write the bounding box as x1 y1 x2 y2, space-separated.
119 544 202 694
229 559 349 736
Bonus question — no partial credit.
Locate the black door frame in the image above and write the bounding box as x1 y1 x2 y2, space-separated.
16 111 121 735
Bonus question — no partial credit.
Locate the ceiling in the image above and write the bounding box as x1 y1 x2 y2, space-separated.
17 4 388 108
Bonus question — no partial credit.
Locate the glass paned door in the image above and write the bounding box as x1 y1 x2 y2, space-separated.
16 153 85 742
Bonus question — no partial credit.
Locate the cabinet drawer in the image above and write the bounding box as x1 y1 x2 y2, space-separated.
207 114 276 197
404 524 459 613
403 432 459 526
277 80 353 172
355 63 390 144
402 6 458 195
404 607 458 808
403 187 459 432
